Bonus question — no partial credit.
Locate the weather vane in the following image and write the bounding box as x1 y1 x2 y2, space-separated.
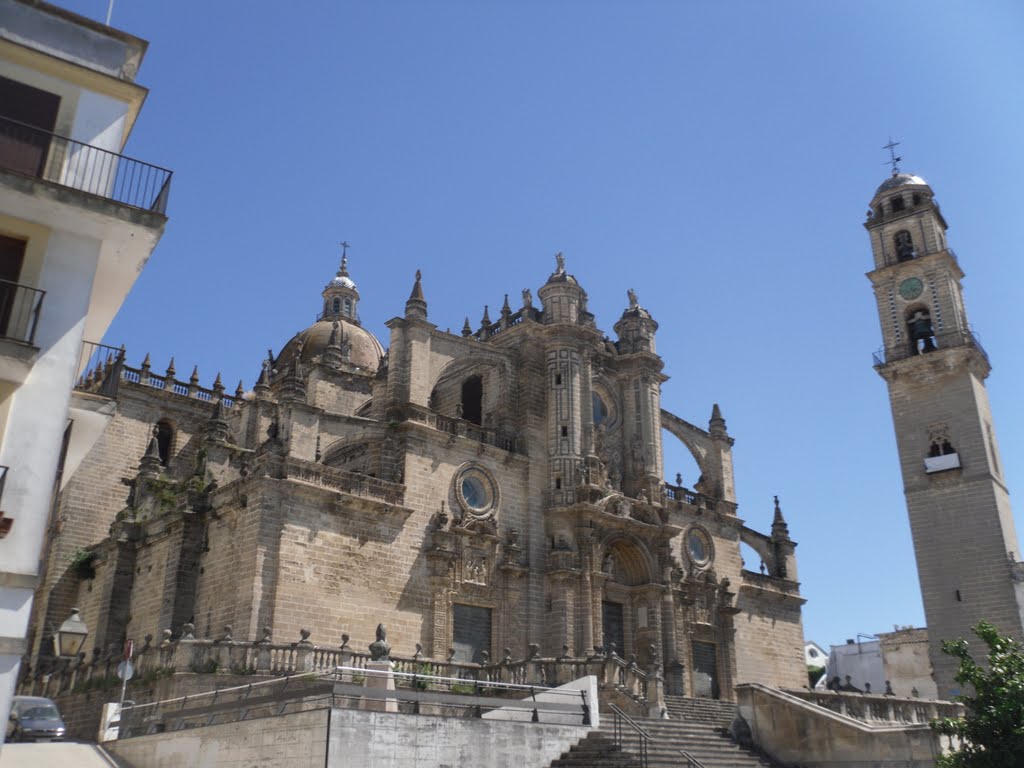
882 138 902 175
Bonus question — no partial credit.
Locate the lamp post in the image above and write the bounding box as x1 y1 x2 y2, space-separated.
55 608 88 658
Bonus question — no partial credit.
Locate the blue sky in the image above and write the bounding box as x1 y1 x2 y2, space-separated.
62 1 1024 652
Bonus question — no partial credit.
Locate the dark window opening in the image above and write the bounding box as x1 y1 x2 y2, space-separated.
890 196 905 213
0 234 27 338
332 298 341 313
928 439 956 458
554 373 562 386
452 604 491 664
912 193 922 205
461 375 483 425
894 230 915 262
602 601 625 654
0 75 61 177
956 590 962 602
156 420 174 466
561 425 568 437
555 477 562 490
907 308 936 355
592 393 609 426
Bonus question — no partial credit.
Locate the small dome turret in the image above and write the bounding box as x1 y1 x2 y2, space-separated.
322 247 360 323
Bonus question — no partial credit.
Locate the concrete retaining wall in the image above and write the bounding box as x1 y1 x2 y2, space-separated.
105 704 591 768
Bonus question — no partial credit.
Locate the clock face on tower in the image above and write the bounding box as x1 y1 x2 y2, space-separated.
899 277 924 300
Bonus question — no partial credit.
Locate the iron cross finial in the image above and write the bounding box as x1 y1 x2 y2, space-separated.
882 138 902 175
339 241 350 274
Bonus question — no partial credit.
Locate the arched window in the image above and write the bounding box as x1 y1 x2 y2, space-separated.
461 375 483 425
343 298 353 317
156 420 174 466
894 230 915 262
332 297 341 313
890 195 905 213
907 308 936 355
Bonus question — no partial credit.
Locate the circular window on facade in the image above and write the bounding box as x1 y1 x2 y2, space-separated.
454 465 499 517
686 526 713 568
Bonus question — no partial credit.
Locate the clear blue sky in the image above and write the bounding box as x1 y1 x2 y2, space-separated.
61 1 1024 652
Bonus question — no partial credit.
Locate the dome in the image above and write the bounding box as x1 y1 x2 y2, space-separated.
275 318 384 374
875 172 928 196
327 274 357 290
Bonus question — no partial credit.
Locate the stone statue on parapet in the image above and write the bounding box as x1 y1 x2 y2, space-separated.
368 623 391 661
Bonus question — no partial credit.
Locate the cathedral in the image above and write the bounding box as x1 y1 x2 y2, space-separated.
27 254 807 699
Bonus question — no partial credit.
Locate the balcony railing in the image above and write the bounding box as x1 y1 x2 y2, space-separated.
873 328 988 367
75 341 125 398
0 279 45 345
0 115 172 214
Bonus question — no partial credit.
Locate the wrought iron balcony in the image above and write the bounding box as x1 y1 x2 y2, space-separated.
0 279 45 345
0 115 172 214
873 328 988 367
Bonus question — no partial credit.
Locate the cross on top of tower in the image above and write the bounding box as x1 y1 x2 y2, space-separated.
338 241 350 276
882 138 902 175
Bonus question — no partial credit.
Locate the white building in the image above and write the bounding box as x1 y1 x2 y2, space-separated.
0 0 168 726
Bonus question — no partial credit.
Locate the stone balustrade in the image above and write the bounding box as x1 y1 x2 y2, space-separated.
18 628 649 708
784 688 963 725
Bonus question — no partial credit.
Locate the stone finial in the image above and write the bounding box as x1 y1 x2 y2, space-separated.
709 402 727 437
221 625 233 642
627 288 639 309
254 360 272 398
315 435 322 462
139 424 162 477
165 357 176 378
258 627 272 645
480 650 490 665
521 288 533 309
555 252 565 274
181 622 196 640
235 380 245 399
771 495 791 541
461 317 472 337
159 629 173 648
298 628 312 645
189 365 199 385
339 633 350 650
413 643 423 660
405 270 428 320
446 648 456 662
502 647 512 664
480 305 491 326
368 623 391 661
528 643 541 660
501 294 511 317
140 352 151 370
322 320 344 368
212 372 224 393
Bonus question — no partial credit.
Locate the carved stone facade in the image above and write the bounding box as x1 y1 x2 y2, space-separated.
27 256 807 699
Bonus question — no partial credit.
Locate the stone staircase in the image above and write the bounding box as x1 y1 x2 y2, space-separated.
595 696 777 768
548 731 642 767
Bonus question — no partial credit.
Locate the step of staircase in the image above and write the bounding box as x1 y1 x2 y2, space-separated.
598 718 776 768
547 731 642 767
664 695 739 727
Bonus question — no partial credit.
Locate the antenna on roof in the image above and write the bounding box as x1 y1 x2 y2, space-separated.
882 138 902 175
106 1 115 26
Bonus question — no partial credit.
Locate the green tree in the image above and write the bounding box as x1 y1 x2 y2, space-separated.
931 620 1024 767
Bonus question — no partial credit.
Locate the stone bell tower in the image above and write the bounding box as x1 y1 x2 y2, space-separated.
865 166 1024 697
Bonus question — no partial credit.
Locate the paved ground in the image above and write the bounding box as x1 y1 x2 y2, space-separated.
0 742 119 767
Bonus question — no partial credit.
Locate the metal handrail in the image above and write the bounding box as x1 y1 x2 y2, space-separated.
873 327 988 367
0 115 172 214
678 748 707 768
0 278 45 345
609 702 652 768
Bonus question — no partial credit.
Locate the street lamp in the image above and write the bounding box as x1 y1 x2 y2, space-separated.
55 608 88 658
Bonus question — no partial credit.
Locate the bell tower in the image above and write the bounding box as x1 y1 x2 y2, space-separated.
866 166 1024 697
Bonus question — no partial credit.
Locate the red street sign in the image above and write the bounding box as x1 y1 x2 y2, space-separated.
124 639 134 660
